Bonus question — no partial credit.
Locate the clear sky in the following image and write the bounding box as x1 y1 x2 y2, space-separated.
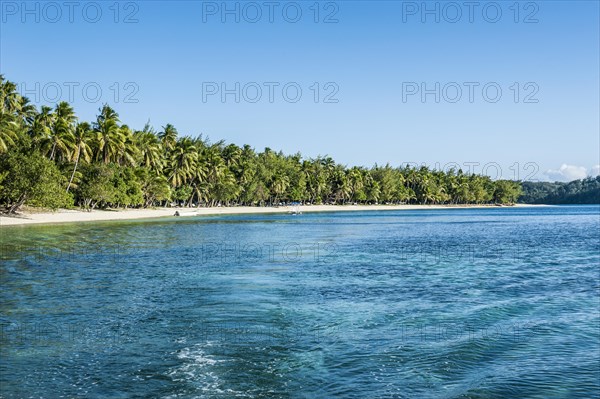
1 0 598 181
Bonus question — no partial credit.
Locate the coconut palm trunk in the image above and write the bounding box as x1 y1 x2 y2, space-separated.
66 148 80 192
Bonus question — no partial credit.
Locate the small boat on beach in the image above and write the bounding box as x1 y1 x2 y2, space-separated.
174 210 198 217
289 203 302 215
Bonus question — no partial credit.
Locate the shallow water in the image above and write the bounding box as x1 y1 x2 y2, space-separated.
1 206 599 398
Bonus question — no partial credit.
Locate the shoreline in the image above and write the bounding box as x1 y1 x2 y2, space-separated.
0 204 549 227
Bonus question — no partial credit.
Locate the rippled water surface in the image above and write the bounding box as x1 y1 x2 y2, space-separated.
1 206 599 398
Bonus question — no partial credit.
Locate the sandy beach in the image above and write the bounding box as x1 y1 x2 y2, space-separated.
0 204 546 227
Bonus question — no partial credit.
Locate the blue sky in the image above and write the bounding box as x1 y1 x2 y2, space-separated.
1 0 598 181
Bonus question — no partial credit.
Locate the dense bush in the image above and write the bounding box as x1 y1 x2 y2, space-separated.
0 150 73 212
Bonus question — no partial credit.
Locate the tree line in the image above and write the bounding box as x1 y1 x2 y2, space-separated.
519 177 600 204
0 76 523 214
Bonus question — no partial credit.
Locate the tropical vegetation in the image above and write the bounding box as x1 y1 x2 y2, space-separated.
519 177 600 204
0 76 524 214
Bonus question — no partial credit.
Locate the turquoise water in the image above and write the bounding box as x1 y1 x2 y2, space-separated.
1 206 599 398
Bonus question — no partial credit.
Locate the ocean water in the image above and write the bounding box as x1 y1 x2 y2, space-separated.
1 206 599 398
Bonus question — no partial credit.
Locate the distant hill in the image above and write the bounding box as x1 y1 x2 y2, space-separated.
519 176 600 204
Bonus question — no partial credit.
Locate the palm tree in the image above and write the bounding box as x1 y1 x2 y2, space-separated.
0 110 19 153
330 166 351 204
135 129 164 173
167 137 198 188
0 77 20 114
348 167 366 203
29 106 54 149
222 143 242 169
158 124 178 153
187 139 209 206
117 125 139 166
94 105 121 163
0 79 26 155
67 122 93 192
17 96 37 126
204 144 229 206
365 173 380 203
47 102 76 161
272 174 290 205
188 160 209 206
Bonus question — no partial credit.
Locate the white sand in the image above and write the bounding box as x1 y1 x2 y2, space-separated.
0 204 544 227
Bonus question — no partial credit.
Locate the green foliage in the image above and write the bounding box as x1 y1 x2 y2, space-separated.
111 166 144 208
0 74 541 211
137 169 171 207
0 150 73 213
492 180 522 204
76 163 116 210
520 177 600 204
0 170 7 192
173 186 193 202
